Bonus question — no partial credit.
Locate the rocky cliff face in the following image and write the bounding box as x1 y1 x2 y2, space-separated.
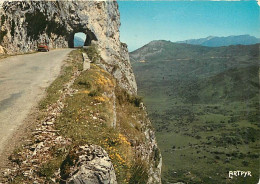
0 1 161 183
0 0 137 94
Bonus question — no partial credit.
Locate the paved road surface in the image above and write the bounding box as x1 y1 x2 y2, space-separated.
0 49 72 154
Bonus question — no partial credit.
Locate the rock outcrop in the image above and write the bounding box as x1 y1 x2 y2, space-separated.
60 145 117 184
0 0 137 94
138 104 162 184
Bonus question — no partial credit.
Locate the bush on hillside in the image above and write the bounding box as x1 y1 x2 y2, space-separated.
84 44 101 63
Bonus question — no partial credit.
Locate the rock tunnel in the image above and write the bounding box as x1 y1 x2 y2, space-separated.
68 29 97 48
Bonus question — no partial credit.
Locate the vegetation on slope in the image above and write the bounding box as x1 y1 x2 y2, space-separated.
130 42 259 184
7 49 157 184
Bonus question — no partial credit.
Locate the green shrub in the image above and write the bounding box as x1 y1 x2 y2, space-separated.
242 160 249 166
153 147 161 168
39 157 64 180
1 15 6 25
116 87 143 107
88 89 99 97
0 29 7 43
129 96 143 107
116 88 130 105
129 159 149 184
85 44 101 63
60 147 80 180
77 79 91 89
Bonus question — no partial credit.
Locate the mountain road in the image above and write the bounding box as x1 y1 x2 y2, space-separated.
0 49 72 155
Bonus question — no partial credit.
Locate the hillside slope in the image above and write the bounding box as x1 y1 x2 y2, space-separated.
2 49 162 184
130 41 259 184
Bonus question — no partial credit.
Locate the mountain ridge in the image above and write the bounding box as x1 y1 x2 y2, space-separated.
130 40 259 65
176 34 260 47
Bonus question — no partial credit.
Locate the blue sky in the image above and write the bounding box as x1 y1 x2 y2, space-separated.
118 1 260 51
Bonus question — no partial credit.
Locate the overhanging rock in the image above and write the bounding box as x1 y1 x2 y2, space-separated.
0 1 137 94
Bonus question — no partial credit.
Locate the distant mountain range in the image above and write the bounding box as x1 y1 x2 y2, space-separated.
176 35 260 47
74 36 85 47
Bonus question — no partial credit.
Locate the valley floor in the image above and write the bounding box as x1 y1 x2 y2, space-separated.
130 42 259 184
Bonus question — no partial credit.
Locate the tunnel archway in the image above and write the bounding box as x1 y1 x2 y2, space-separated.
68 29 97 48
84 30 97 46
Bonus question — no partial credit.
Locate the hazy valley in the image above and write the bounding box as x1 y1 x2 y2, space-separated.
130 40 259 184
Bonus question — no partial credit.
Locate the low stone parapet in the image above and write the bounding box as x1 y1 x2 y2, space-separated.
82 52 90 71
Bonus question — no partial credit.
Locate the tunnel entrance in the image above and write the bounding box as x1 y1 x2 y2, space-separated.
68 29 98 48
74 32 86 48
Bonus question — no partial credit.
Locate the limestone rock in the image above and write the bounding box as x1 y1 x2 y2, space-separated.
0 0 137 94
0 45 5 54
82 52 90 71
60 144 117 184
